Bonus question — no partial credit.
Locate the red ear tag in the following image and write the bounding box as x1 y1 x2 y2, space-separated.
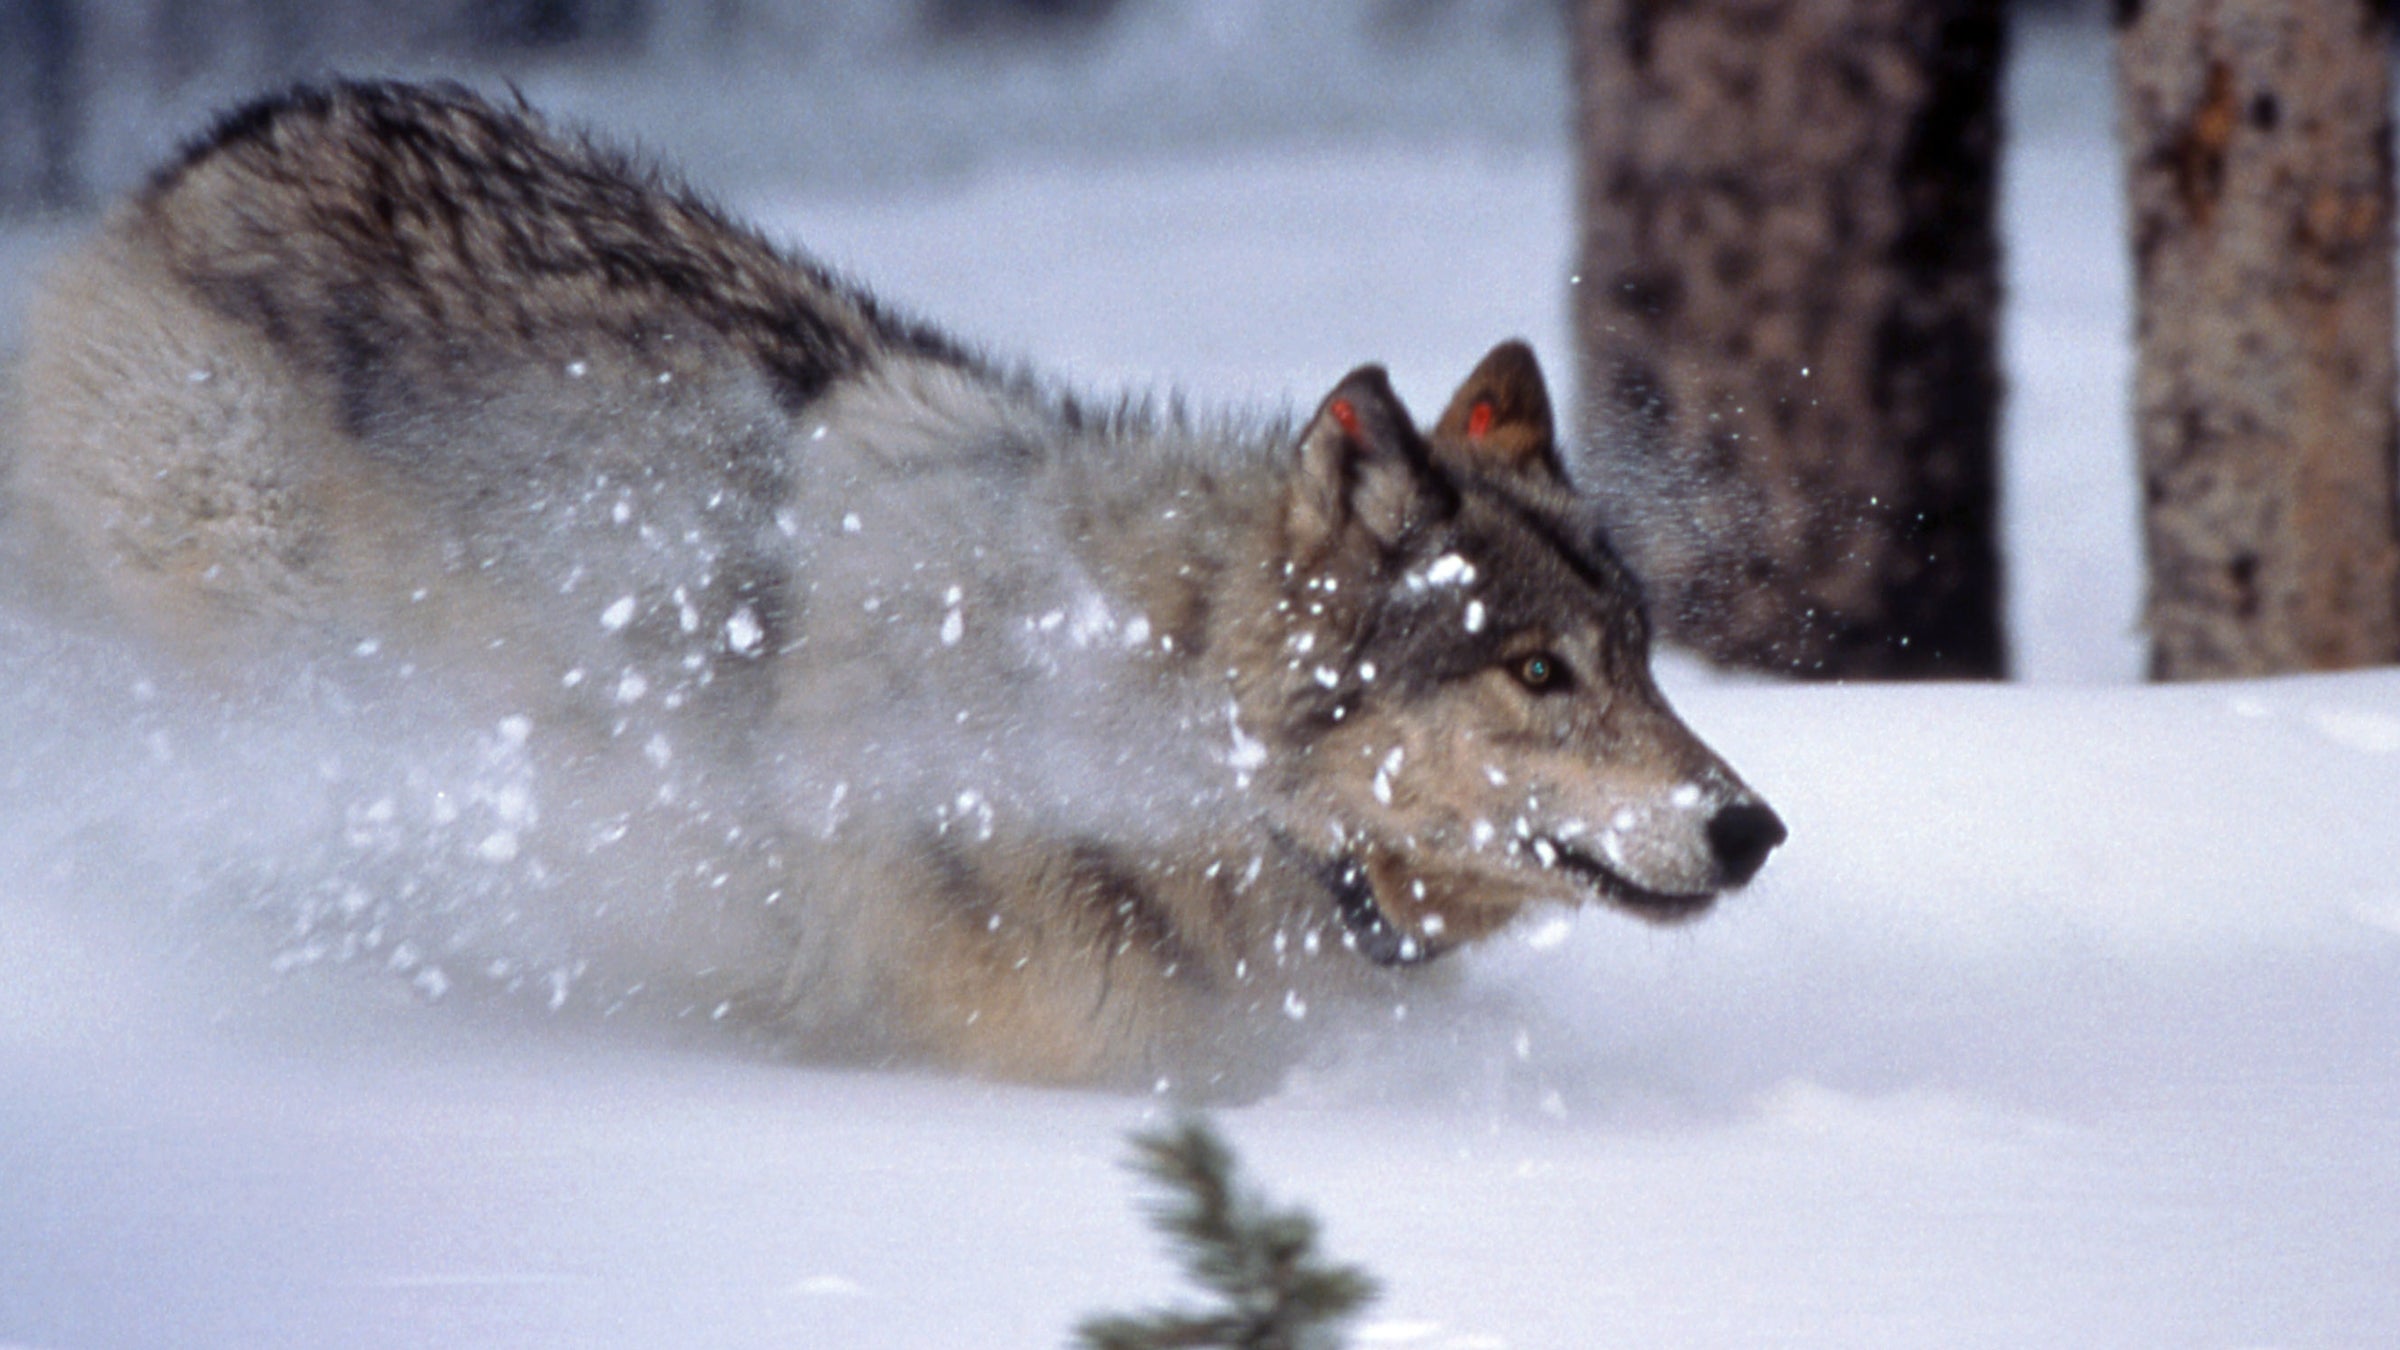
1329 398 1362 438
1466 400 1494 440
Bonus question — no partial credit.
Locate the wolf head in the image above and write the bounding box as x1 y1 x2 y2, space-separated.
1257 341 1783 964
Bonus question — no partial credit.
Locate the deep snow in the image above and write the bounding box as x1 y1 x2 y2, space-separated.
4 13 2398 1349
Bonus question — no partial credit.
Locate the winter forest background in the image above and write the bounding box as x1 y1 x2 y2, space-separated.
4 2 2398 1347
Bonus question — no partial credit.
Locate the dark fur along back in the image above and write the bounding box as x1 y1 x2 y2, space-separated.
144 80 973 415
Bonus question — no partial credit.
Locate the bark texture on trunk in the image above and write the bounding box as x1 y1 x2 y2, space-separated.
2118 0 2400 679
1573 0 2007 678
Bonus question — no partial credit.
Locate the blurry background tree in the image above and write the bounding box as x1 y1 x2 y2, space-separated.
0 0 85 215
924 0 1121 43
465 0 650 55
2117 0 2400 679
1571 0 2011 679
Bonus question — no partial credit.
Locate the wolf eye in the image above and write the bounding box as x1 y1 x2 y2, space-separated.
1514 652 1572 693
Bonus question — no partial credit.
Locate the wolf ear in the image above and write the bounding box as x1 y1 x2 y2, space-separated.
1431 340 1564 481
1289 365 1441 554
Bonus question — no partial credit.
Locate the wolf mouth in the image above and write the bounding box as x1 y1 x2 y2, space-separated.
1542 841 1718 922
1321 856 1438 968
1314 837 1714 967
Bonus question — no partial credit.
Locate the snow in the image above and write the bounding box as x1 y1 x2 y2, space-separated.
1423 554 1477 588
3 11 2398 1349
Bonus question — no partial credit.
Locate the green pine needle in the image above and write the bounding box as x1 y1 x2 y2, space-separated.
1073 1115 1379 1350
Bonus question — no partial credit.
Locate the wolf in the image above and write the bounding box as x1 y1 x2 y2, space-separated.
3 80 1783 1093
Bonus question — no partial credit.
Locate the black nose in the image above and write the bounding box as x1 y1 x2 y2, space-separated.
1705 800 1786 886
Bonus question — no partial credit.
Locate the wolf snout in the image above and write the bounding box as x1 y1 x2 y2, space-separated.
1705 800 1786 887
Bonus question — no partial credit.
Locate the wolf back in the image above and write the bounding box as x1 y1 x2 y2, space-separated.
3 80 1783 1093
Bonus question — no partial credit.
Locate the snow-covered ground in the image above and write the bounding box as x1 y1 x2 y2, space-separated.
5 13 2398 1348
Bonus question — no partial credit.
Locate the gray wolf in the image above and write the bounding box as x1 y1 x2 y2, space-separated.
3 81 1783 1093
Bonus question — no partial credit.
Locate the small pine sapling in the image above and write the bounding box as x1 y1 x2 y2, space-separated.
1075 1114 1380 1350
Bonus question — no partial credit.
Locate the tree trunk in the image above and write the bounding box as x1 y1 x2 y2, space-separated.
2117 0 2400 679
0 0 81 216
1571 0 2008 678
466 0 651 54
